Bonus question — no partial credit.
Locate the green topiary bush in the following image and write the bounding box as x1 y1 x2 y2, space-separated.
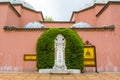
36 28 84 70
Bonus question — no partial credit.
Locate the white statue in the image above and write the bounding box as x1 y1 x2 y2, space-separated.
53 34 67 70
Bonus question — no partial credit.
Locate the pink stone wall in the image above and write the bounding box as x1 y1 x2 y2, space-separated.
73 8 97 27
71 4 106 27
97 3 120 26
0 4 9 28
95 5 104 15
14 5 43 27
97 5 112 27
0 4 20 28
42 22 74 28
0 30 44 71
0 29 120 72
76 29 120 72
20 8 43 27
6 4 20 27
111 3 120 26
71 13 78 22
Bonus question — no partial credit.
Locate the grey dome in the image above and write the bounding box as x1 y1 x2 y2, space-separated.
71 22 92 28
95 0 120 4
24 22 44 28
0 0 35 10
95 0 109 4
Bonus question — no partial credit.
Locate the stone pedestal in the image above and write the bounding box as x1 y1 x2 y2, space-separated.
50 69 70 74
39 69 52 74
39 69 81 74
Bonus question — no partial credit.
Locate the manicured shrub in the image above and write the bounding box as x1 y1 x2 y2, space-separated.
36 28 84 70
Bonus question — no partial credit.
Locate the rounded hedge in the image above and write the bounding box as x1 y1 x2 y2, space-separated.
36 28 84 70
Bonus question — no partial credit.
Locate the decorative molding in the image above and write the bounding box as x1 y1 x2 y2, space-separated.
40 21 75 23
3 25 115 31
84 40 93 46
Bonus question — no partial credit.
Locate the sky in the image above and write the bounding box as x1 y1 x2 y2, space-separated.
24 0 93 21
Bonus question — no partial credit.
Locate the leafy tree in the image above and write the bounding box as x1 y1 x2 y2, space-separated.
36 28 84 70
44 16 54 22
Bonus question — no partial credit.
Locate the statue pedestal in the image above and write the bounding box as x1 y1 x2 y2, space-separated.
39 69 81 74
50 69 70 74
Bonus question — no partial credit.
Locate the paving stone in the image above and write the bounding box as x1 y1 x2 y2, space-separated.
0 72 119 80
63 75 76 80
50 77 63 80
37 77 50 80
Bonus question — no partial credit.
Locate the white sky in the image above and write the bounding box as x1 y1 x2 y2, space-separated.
24 0 93 21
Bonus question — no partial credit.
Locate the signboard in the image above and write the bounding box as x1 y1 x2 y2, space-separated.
84 47 95 59
24 54 36 61
84 46 96 67
84 60 95 66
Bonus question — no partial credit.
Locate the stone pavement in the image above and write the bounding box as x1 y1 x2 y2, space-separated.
0 73 120 80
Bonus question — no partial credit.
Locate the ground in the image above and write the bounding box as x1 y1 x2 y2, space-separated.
0 73 120 80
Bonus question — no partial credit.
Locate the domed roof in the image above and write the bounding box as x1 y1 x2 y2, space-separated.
0 0 35 10
24 22 44 28
79 1 94 11
71 22 92 28
95 0 120 4
95 0 109 4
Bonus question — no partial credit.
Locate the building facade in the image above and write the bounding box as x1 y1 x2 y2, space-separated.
0 0 120 72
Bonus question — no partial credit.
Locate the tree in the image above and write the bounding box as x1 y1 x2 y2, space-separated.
44 16 54 22
36 28 84 70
